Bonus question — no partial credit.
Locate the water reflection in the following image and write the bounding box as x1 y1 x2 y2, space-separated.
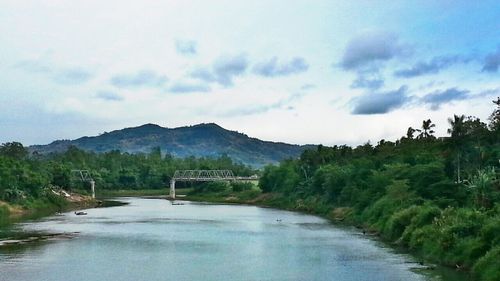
1 198 431 281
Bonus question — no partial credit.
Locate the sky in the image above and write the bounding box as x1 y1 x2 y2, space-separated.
0 0 499 146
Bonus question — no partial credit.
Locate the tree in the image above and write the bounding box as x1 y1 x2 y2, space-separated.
406 127 416 140
448 115 466 183
259 165 280 193
0 142 28 160
488 97 500 131
466 168 497 208
417 119 436 139
447 115 466 139
50 163 71 188
148 147 162 162
2 185 25 202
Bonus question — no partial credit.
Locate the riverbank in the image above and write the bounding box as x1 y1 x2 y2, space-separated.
0 190 97 229
1 188 174 228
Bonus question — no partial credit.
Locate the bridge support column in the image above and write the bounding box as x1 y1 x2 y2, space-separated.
169 179 176 199
90 180 95 199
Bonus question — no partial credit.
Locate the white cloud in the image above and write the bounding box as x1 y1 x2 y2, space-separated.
175 40 197 55
340 31 407 71
169 81 211 93
253 57 309 77
0 1 497 147
110 70 168 89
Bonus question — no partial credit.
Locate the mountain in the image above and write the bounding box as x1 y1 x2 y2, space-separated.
29 123 314 167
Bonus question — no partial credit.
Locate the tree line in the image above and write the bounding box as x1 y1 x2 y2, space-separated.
0 144 255 203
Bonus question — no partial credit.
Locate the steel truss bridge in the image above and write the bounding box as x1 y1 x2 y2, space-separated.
169 170 258 199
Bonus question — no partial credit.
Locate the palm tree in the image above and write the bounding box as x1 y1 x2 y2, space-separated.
447 114 466 138
417 119 436 139
447 115 466 183
406 127 416 139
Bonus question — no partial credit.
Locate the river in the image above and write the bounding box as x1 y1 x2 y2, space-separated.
0 198 448 281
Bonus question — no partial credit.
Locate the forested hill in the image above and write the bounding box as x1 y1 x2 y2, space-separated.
29 123 312 167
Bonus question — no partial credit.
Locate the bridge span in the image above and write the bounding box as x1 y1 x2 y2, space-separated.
169 170 258 199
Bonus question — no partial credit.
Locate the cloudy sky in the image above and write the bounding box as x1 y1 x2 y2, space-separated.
0 1 499 146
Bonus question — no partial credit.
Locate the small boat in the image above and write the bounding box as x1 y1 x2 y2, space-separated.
276 219 282 222
74 211 87 216
172 202 185 205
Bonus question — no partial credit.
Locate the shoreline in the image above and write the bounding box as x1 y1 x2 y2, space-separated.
0 192 98 230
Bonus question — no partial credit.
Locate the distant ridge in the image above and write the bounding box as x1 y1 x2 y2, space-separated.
29 123 314 167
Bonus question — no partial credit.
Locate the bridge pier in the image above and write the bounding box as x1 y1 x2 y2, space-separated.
90 180 95 199
169 179 176 199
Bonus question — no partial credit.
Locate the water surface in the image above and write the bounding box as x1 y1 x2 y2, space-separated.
0 198 433 281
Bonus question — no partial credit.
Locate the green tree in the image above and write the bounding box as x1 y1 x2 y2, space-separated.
406 127 416 140
448 114 466 183
488 97 500 131
0 142 28 160
417 119 436 139
50 163 71 188
466 168 497 209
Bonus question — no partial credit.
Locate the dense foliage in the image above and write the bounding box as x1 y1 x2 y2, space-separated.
0 145 255 203
259 99 500 280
